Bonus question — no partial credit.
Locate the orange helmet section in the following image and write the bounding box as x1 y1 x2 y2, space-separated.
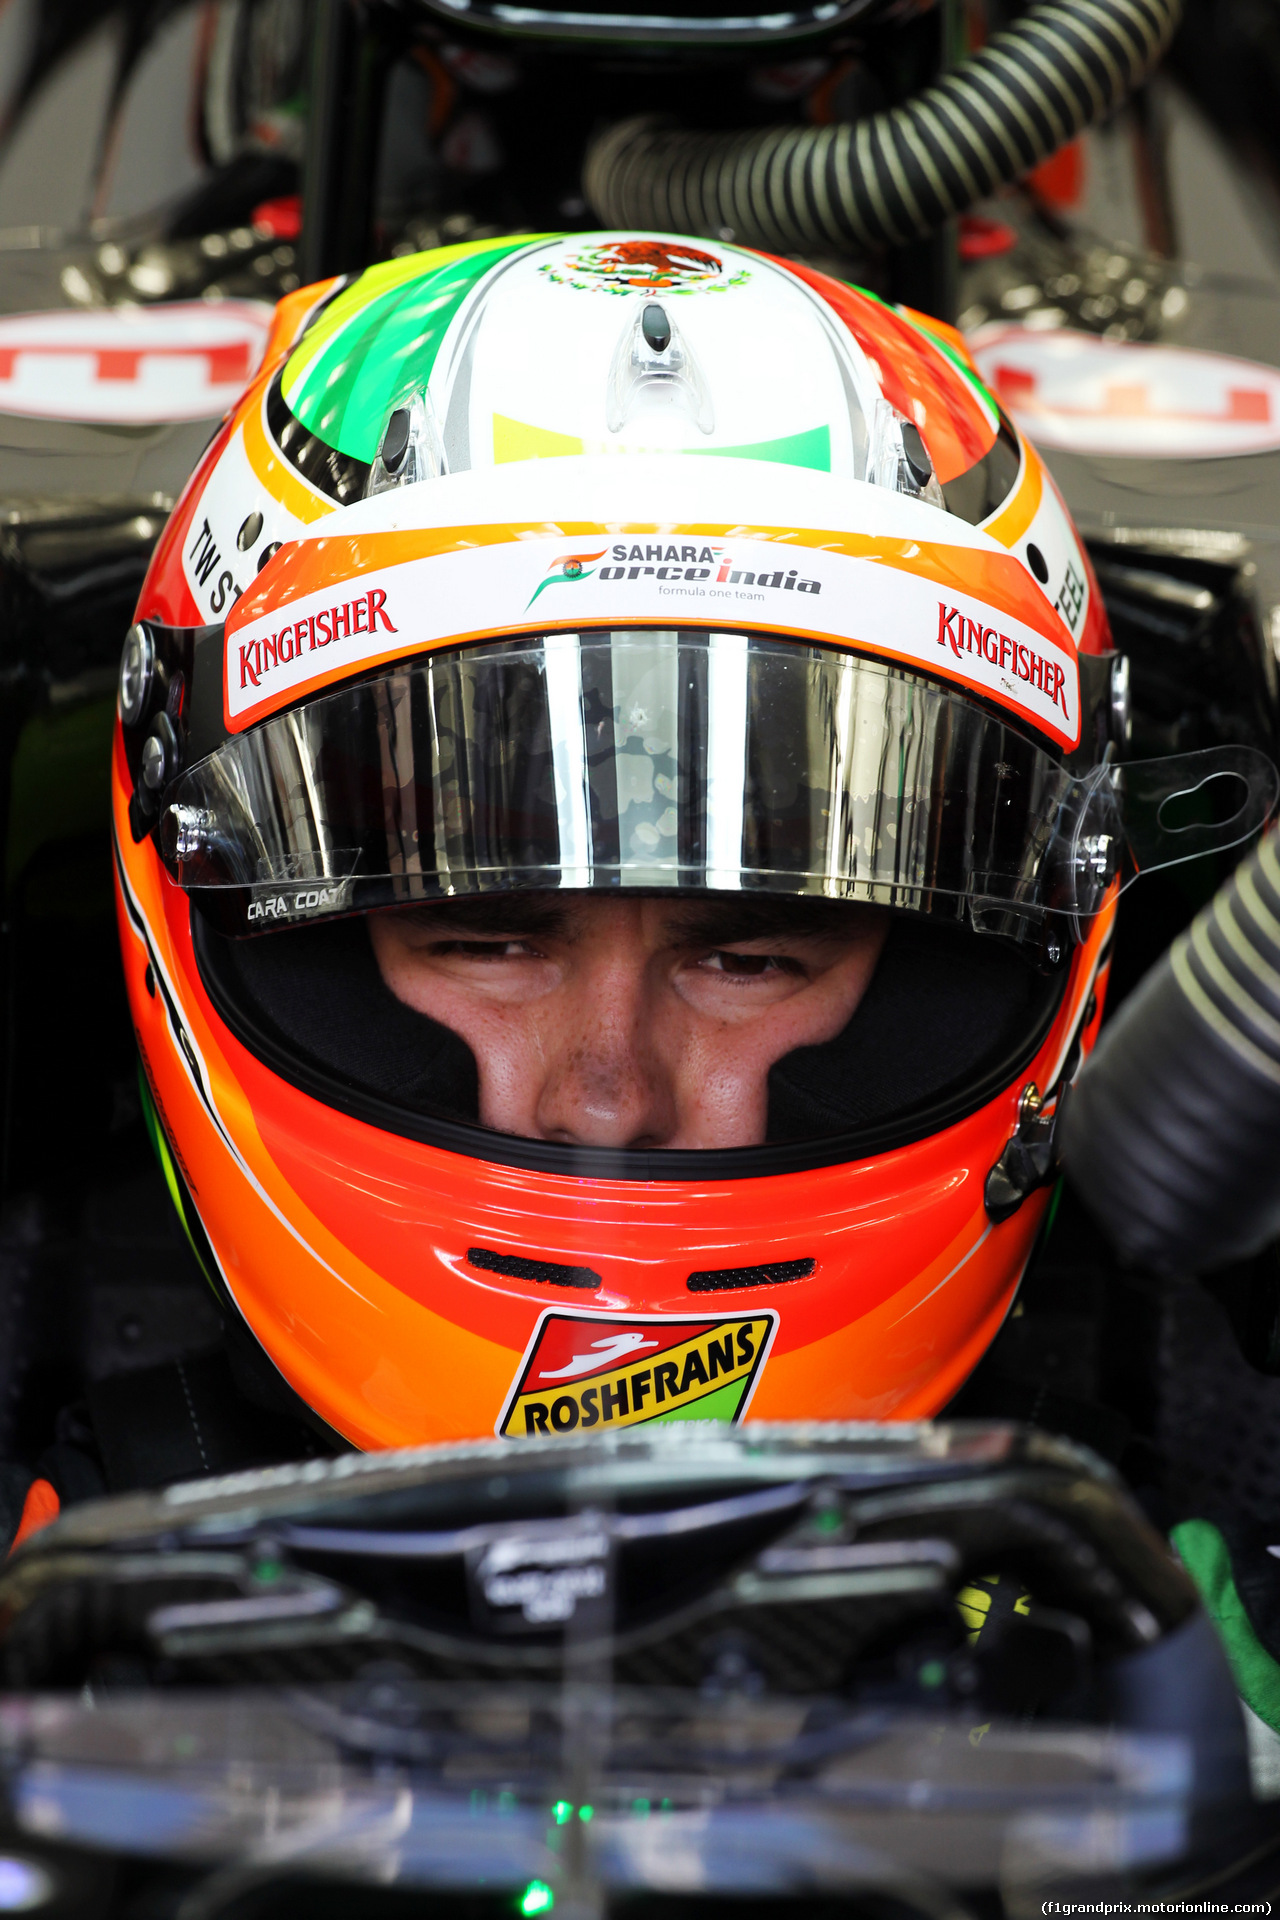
115 727 1113 1449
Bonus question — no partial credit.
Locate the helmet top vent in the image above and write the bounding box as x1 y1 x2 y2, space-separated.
642 303 672 353
381 407 412 474
687 1259 815 1292
468 1246 602 1290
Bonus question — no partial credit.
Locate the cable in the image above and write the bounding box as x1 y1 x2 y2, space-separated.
1061 824 1280 1274
584 0 1182 253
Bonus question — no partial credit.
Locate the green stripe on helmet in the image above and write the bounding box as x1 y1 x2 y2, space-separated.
281 237 549 464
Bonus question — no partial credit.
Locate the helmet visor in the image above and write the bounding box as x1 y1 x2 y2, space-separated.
159 629 1275 933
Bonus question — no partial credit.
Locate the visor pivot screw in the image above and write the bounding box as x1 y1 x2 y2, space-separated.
1026 542 1050 585
564 560 583 578
141 712 179 793
236 510 263 553
1018 1082 1043 1125
900 420 933 488
381 407 412 474
641 303 671 354
256 541 282 574
140 734 165 791
119 622 155 728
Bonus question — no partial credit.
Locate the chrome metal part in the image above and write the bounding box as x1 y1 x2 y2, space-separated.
118 623 155 729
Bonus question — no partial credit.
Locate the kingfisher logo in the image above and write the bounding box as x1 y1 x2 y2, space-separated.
497 1309 777 1438
236 585 397 692
935 601 1070 718
526 549 608 608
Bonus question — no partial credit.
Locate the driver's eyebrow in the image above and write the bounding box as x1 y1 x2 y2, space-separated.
661 900 857 948
390 897 575 940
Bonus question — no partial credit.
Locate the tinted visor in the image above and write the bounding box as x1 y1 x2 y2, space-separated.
159 630 1275 934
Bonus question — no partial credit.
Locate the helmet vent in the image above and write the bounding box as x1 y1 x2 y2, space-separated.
366 389 447 496
687 1259 815 1292
381 407 412 474
467 1246 601 1290
607 299 713 436
641 303 671 353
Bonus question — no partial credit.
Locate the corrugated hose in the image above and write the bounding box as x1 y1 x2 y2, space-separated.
583 0 1182 253
1061 824 1280 1274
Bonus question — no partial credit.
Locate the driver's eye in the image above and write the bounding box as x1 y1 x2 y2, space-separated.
703 950 791 976
436 939 538 958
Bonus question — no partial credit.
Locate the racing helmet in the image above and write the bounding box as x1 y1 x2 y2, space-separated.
112 233 1269 1450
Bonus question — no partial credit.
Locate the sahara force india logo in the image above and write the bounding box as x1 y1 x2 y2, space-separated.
497 1310 777 1438
528 542 824 608
526 549 608 608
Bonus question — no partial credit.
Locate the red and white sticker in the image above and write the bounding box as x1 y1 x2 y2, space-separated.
969 323 1280 460
225 534 1081 748
0 300 272 424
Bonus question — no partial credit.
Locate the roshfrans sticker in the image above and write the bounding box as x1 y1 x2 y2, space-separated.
224 533 1081 749
969 324 1280 461
0 300 272 424
538 239 750 296
496 1309 778 1438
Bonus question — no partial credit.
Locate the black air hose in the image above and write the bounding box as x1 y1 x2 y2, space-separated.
1061 826 1280 1274
584 0 1181 254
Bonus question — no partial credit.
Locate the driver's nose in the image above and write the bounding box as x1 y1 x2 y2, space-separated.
532 961 678 1148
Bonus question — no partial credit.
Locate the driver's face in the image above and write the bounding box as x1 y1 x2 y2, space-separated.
370 895 888 1150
